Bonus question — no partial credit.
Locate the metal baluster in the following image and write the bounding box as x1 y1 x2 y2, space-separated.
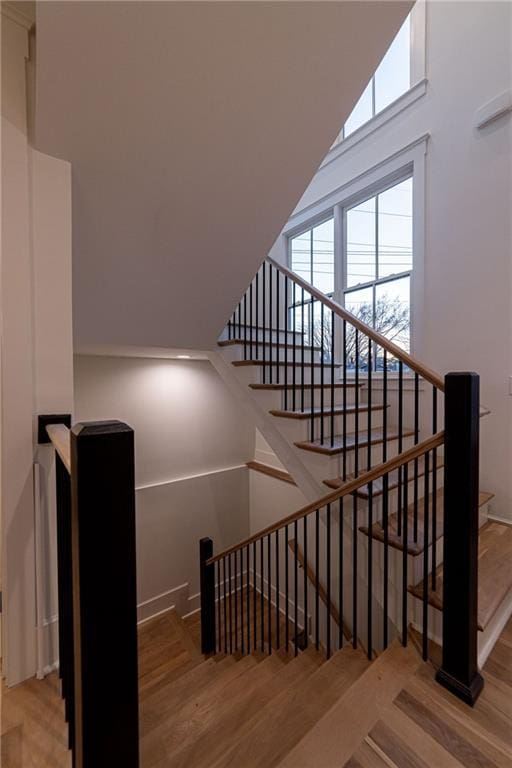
292 282 296 410
263 262 267 383
234 551 238 651
253 541 257 650
367 337 372 471
354 330 359 478
285 525 289 650
301 288 305 413
256 270 259 360
422 451 430 661
269 265 273 384
276 269 280 385
294 520 298 656
383 349 388 464
217 561 221 653
260 537 265 651
275 530 280 649
303 516 308 649
397 360 404 538
240 548 244 654
414 373 419 542
223 557 228 653
326 503 332 659
330 311 335 447
243 292 247 360
338 498 343 650
367 482 373 660
402 463 409 646
320 302 325 444
284 277 289 410
238 301 241 339
246 545 251 654
383 472 389 650
352 495 358 649
250 280 254 361
432 387 438 590
310 296 315 440
315 509 320 650
343 320 347 480
267 535 272 653
228 554 233 653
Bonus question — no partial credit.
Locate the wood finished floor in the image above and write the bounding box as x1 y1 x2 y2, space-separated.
1 613 512 767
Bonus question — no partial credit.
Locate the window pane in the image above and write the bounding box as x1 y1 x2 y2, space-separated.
290 231 311 283
378 178 412 279
344 286 373 325
312 218 334 294
344 80 373 137
375 276 410 354
375 15 411 113
346 197 376 288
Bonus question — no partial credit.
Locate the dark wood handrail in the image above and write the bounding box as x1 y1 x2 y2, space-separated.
207 431 445 565
266 256 445 392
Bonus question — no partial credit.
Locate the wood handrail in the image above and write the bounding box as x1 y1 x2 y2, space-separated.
266 256 445 392
207 431 445 565
46 424 71 473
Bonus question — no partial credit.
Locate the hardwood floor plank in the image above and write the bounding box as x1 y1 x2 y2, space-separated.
367 719 431 768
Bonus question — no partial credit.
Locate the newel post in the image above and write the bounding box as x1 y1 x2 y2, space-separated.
71 421 139 767
436 373 483 706
200 537 216 654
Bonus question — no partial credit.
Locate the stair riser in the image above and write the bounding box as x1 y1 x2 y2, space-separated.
295 434 417 483
220 328 306 345
222 345 321 366
272 410 386 446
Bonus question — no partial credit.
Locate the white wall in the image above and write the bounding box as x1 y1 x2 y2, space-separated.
272 0 512 521
73 354 254 621
1 4 73 685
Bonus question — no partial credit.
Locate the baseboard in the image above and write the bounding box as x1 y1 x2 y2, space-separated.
478 587 512 668
137 582 190 623
488 513 512 528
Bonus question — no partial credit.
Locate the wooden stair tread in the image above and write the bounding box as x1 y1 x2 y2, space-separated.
233 359 343 368
246 460 296 485
277 642 421 768
408 519 511 631
270 403 387 420
296 428 415 456
250 382 363 390
161 649 323 768
324 454 444 495
219 339 321 351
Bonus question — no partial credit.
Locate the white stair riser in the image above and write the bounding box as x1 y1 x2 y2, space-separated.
221 344 322 365
271 409 386 446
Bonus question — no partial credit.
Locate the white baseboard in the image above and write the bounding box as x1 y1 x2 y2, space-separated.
478 588 512 668
488 513 512 528
137 582 190 623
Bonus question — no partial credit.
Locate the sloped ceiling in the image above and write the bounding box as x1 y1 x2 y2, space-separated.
35 1 412 351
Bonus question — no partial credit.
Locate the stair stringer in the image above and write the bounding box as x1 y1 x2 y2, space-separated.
208 350 325 503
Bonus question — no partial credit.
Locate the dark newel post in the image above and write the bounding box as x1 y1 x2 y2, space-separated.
436 373 483 706
71 421 139 768
200 537 216 654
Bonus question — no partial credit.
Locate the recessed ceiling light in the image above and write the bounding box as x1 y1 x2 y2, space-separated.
177 354 191 359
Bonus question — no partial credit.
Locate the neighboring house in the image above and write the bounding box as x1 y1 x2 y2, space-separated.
1 2 511 767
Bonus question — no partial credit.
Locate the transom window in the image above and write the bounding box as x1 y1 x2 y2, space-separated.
338 14 411 141
344 177 412 360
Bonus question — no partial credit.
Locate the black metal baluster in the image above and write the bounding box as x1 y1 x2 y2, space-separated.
320 302 325 444
275 530 280 649
256 269 259 360
402 463 409 647
267 535 272 654
315 509 320 650
383 472 389 650
292 283 296 410
303 516 308 649
343 320 347 480
240 548 244 654
217 561 221 653
414 373 419 542
223 557 228 653
294 520 298 656
383 349 388 464
422 451 430 661
338 498 343 650
234 551 238 651
260 537 265 651
330 311 335 447
432 387 438 590
326 503 332 659
246 545 251 654
284 277 289 410
250 280 254 361
367 338 372 471
352 495 358 649
262 262 267 384
367 482 373 661
310 297 315 441
354 330 360 478
238 301 241 339
228 315 232 339
276 269 280 385
285 525 289 650
269 265 273 384
243 292 247 360
253 541 257 650
228 554 233 653
301 288 305 413
397 360 404 538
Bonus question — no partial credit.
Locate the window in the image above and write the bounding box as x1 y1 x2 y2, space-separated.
341 14 411 140
344 177 412 367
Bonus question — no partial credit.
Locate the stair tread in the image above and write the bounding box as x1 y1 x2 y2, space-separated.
216 646 370 768
408 519 510 631
233 359 343 368
250 382 363 390
219 339 321 351
296 428 415 456
324 454 444 495
360 489 492 556
277 642 421 768
270 404 387 420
